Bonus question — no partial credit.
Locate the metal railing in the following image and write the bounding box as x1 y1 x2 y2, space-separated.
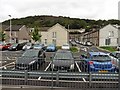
0 69 119 88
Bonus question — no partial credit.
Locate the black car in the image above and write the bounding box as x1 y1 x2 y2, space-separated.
15 49 46 70
9 43 26 51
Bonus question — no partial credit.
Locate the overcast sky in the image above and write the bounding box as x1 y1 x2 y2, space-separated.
0 0 119 22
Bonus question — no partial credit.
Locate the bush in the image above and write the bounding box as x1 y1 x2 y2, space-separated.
100 46 117 52
70 47 78 52
56 46 61 50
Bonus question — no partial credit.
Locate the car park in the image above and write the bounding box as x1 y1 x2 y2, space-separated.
81 52 116 73
46 44 56 52
61 43 70 50
22 42 33 51
109 51 120 72
15 49 46 70
51 50 75 71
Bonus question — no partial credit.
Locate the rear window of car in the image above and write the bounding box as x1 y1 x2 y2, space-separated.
91 55 111 61
54 52 73 60
22 50 38 57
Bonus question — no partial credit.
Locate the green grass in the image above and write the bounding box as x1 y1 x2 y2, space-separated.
70 47 78 52
100 46 117 52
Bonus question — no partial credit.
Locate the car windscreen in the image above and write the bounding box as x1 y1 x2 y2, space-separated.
22 51 38 57
12 44 18 47
26 43 31 46
54 52 73 60
91 55 111 61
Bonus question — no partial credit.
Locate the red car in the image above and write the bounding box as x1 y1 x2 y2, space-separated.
0 43 12 50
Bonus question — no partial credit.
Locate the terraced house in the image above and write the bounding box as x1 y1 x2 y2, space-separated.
80 24 119 47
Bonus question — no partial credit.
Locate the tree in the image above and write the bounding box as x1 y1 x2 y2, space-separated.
0 31 6 41
31 26 41 42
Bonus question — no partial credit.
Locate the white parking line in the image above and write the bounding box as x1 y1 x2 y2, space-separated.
75 62 86 82
38 62 52 80
44 62 52 71
7 57 10 60
4 62 15 66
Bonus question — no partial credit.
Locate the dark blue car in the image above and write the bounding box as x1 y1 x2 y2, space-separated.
81 52 116 73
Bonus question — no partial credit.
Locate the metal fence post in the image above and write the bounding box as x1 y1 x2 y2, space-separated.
25 70 28 84
118 59 120 90
51 57 53 89
89 72 92 87
56 70 59 86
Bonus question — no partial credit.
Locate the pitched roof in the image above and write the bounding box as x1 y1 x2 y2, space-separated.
5 25 24 31
40 27 50 31
68 29 85 33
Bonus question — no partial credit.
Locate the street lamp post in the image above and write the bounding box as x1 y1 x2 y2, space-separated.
8 15 12 43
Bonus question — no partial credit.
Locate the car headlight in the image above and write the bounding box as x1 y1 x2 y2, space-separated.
70 64 74 70
12 47 16 48
29 60 36 65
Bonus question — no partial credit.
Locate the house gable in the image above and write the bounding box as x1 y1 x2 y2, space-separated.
47 23 68 32
99 24 118 46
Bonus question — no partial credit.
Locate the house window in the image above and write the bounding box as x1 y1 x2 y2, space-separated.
52 32 56 38
105 38 111 45
52 39 56 45
45 39 47 45
109 31 114 37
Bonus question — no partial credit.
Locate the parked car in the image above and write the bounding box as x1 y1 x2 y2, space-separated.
75 40 80 44
22 43 33 51
81 52 116 73
61 43 70 50
33 43 46 50
15 49 46 70
109 51 120 72
46 44 56 52
85 41 93 46
51 50 75 71
9 43 26 51
117 46 120 51
70 41 77 46
0 42 12 50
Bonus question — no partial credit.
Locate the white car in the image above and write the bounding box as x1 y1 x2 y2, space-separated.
62 44 70 50
22 43 33 51
117 46 120 51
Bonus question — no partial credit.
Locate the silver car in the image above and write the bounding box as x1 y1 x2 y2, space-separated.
51 50 75 71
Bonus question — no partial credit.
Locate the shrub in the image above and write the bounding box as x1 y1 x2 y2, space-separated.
70 47 78 52
56 46 61 50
